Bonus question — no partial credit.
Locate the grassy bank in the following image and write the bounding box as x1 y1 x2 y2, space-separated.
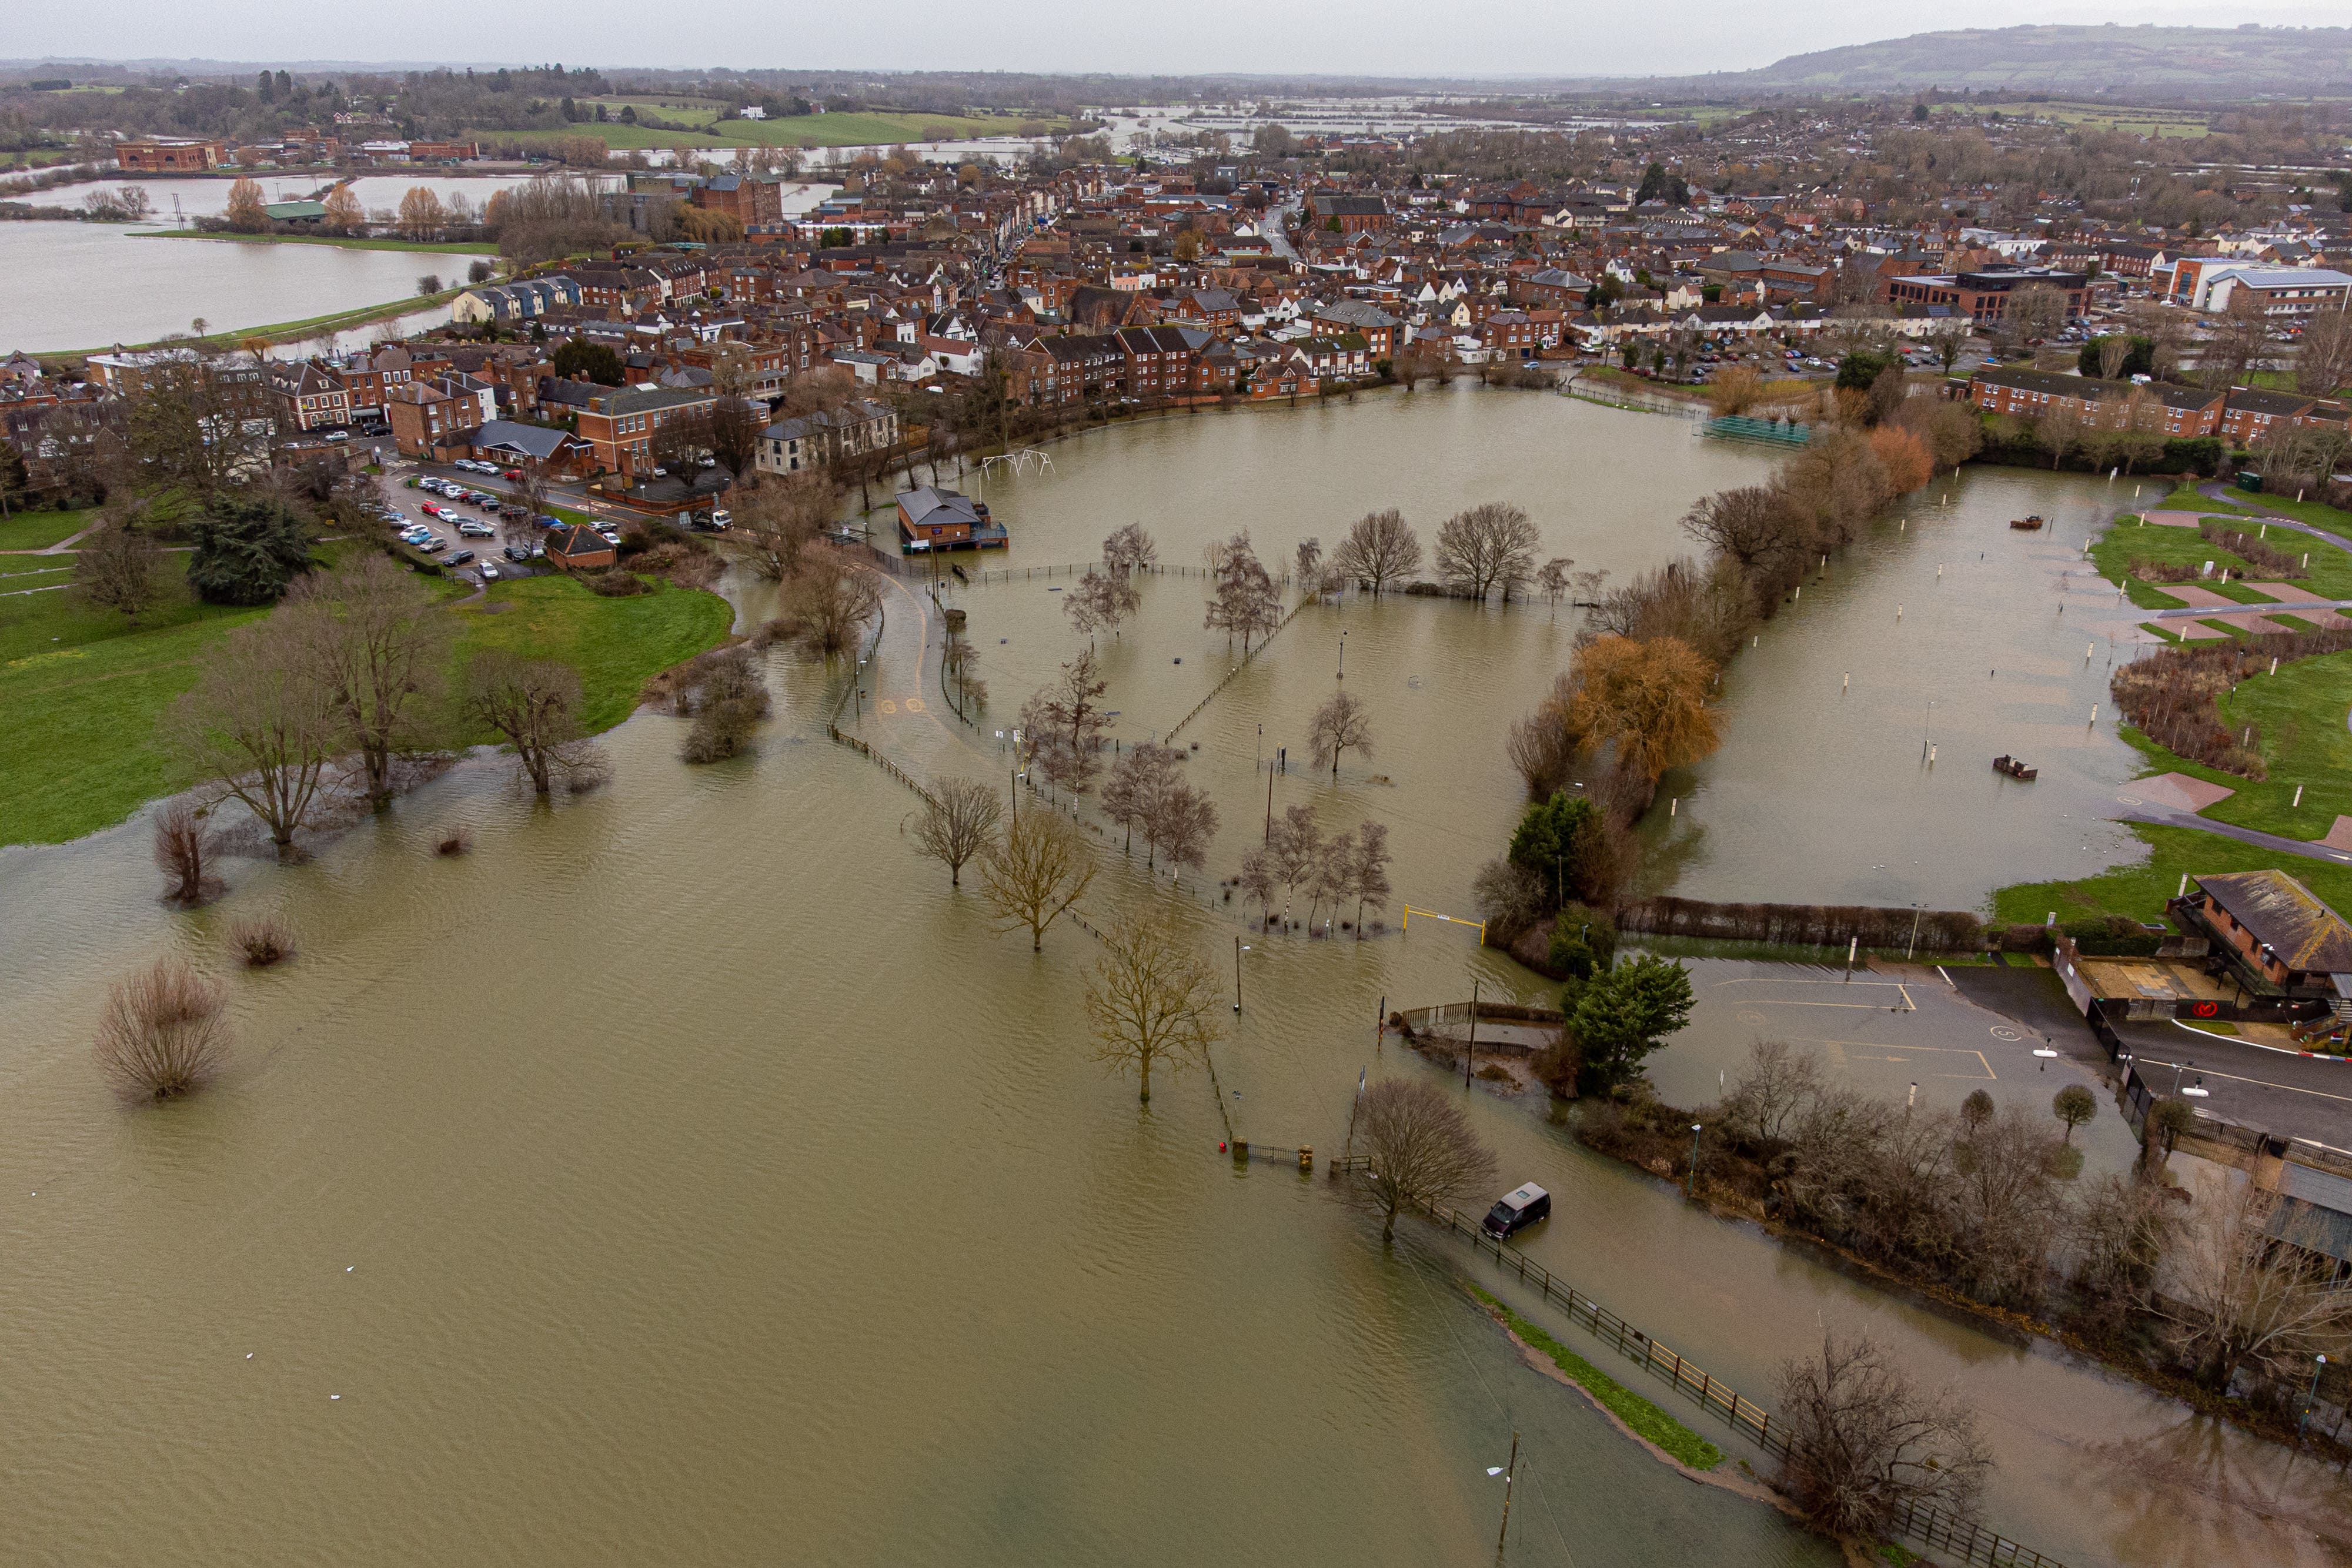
1993 821 2352 925
40 285 469 368
132 229 497 255
0 558 731 848
1468 1285 1725 1470
2090 508 2352 611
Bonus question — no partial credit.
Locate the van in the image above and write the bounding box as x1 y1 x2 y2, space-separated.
1481 1183 1551 1240
708 509 730 530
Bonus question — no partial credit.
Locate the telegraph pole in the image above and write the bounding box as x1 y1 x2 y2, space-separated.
1495 1431 1520 1559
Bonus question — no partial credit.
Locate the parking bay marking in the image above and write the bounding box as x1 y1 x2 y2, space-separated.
1821 1041 1997 1081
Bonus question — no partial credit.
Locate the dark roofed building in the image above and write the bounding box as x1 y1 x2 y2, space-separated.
2177 870 2352 1004
895 485 1005 554
545 524 616 570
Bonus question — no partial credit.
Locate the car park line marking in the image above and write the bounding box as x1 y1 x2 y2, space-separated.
1822 1041 1996 1081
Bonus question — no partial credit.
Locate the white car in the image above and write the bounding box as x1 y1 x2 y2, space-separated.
480 562 500 581
457 520 495 538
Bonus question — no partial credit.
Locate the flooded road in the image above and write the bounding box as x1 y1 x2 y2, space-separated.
2 389 2338 1565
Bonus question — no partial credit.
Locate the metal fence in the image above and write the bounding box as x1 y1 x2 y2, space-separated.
1394 1186 2069 1568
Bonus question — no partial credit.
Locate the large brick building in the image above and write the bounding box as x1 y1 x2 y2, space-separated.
1885 266 2089 326
113 138 226 173
1968 366 2223 437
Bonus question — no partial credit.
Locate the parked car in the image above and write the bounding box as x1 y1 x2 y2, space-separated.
417 536 447 553
532 514 561 529
323 430 349 444
445 548 476 566
457 520 494 538
502 467 524 483
480 561 500 580
597 529 622 546
1481 1183 1552 1240
502 544 532 563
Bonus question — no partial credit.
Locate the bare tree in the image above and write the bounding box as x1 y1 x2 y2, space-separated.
463 650 602 796
1021 648 1111 797
978 810 1098 952
679 646 771 763
152 799 222 906
1083 909 1225 1103
1266 804 1322 927
1719 1038 1823 1144
767 546 881 658
709 395 764 481
1064 566 1141 638
1144 778 1218 874
1204 532 1282 651
2067 1172 2174 1316
1351 1077 1499 1242
1294 536 1322 583
1331 507 1422 594
2294 306 2352 398
166 618 339 858
1350 820 1392 935
94 958 229 1101
943 622 988 716
1101 742 1181 857
1679 484 1814 578
1235 845 1278 929
2002 283 2068 347
1775 1330 1992 1542
1535 556 1573 610
1308 689 1375 779
1308 825 1355 929
734 475 834 581
282 554 447 810
1434 502 1541 601
1102 521 1158 576
2155 1183 2352 1392
911 778 1003 887
72 524 163 625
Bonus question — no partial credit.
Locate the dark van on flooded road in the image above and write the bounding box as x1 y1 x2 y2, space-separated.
1482 1183 1551 1239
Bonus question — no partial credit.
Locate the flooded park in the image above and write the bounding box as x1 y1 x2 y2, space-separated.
2 385 2340 1566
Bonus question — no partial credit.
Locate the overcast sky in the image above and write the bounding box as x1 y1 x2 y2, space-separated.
12 1 2352 79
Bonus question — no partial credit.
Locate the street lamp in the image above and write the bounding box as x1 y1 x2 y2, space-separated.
2301 1355 2330 1444
1234 939 1250 1012
1686 1124 1703 1199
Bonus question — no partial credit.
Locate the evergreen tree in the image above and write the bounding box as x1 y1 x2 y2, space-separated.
185 494 313 607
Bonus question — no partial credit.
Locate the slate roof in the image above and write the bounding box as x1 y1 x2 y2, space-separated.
2197 870 2352 975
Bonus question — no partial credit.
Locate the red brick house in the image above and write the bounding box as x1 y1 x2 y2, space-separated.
546 524 616 570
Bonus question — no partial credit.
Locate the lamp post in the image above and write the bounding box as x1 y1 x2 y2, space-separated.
1234 938 1248 1013
2300 1355 2329 1444
1338 628 1347 680
1686 1124 1703 1199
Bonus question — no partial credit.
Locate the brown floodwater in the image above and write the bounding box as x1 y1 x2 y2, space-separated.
2 387 2341 1565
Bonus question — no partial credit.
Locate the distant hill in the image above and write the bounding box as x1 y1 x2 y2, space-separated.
1716 24 2352 97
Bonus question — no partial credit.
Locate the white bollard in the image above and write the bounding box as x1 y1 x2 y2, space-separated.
2294 784 2304 808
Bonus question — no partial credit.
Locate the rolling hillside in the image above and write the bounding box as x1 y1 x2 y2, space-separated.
1719 24 2352 96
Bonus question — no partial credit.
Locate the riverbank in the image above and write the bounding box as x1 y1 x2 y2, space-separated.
35 280 472 369
131 229 499 255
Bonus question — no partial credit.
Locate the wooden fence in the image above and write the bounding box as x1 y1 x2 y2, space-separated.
821 610 938 808
1392 1186 2069 1568
1161 595 1312 744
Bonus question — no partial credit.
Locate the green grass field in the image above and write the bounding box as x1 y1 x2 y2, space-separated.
0 507 95 552
1994 823 2352 925
448 573 734 735
0 555 731 847
1931 102 2211 137
2092 510 2352 612
2103 648 2352 842
487 107 1063 152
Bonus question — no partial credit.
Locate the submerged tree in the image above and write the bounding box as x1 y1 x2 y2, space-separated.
977 810 1098 952
911 778 1004 887
94 958 230 1102
166 617 339 858
282 554 447 810
1434 501 1540 601
1308 689 1375 779
1331 507 1421 594
152 799 222 907
463 650 603 796
1351 1078 1498 1242
1775 1330 1991 1542
1083 909 1224 1104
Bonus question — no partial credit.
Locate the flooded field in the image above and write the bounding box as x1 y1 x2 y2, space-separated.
3 388 2339 1566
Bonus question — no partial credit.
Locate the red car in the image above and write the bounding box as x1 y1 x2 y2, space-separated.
502 467 524 483
420 502 451 520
